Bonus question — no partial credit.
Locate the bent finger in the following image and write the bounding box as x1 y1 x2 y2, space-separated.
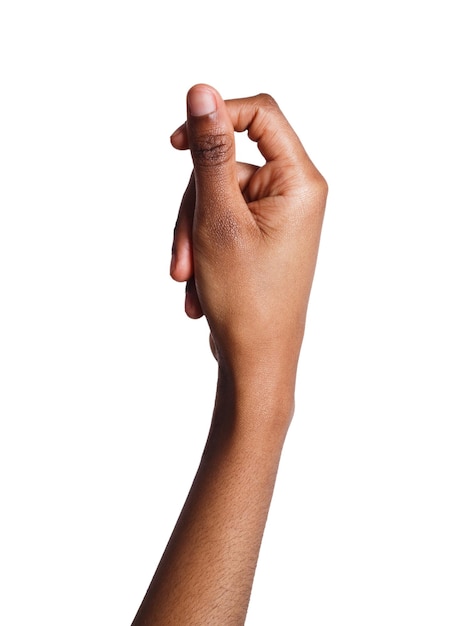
172 93 310 168
185 276 203 319
225 93 309 165
170 173 195 283
170 122 188 150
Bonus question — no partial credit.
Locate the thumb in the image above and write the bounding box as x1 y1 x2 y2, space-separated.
186 84 242 223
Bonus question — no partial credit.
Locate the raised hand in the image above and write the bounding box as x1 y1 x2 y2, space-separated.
170 84 327 381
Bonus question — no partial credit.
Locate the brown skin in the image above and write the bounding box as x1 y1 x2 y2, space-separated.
131 85 327 625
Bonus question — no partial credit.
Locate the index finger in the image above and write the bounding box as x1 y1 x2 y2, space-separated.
225 93 309 164
171 93 309 165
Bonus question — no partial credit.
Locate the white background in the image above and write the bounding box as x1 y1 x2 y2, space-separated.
1 1 472 624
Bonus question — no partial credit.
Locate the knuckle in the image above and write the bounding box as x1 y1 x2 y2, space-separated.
314 172 329 199
308 175 329 218
305 164 329 197
256 93 279 110
192 132 233 168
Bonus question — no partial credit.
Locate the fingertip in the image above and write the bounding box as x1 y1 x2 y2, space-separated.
170 248 194 282
187 84 218 117
170 123 189 149
170 253 182 282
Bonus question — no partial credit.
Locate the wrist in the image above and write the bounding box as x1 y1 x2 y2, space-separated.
212 357 297 440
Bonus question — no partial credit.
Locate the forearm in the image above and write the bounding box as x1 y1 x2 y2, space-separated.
132 369 294 626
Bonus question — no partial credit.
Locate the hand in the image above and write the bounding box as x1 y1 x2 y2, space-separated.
171 85 327 388
132 86 328 626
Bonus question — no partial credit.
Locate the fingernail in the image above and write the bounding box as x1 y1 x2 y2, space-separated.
188 87 217 117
